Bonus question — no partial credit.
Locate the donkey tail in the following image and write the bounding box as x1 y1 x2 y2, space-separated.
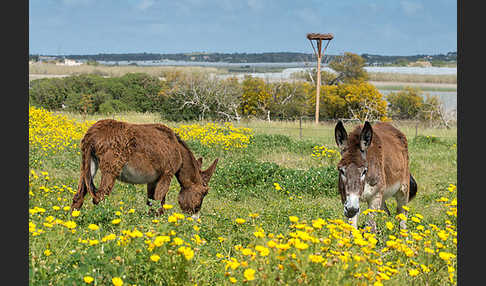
409 174 417 201
79 142 98 200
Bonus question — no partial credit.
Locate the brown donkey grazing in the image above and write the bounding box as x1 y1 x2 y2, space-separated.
70 119 219 218
334 121 417 231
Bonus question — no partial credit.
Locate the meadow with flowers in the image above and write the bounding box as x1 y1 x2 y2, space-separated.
29 107 457 285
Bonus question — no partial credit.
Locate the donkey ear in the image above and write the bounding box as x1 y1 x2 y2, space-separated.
197 157 203 167
201 158 219 185
335 121 348 151
359 121 373 152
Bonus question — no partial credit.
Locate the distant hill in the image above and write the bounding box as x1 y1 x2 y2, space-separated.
30 51 456 66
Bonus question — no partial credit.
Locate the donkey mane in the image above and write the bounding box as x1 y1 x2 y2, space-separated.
173 132 200 171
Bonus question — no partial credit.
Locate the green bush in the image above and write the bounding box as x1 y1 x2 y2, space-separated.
98 99 131 114
117 73 165 112
29 73 165 114
29 78 70 109
64 91 112 114
386 87 424 119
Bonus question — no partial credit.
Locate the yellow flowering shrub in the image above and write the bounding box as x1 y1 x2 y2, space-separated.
174 122 253 150
309 82 389 121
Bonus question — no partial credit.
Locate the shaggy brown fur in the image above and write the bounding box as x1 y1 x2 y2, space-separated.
335 121 417 231
70 119 218 216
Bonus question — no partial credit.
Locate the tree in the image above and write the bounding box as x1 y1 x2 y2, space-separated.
160 72 243 122
240 76 272 119
328 52 369 84
386 87 424 119
268 81 313 119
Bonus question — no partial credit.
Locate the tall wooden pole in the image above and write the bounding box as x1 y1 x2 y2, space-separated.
315 40 322 124
307 33 333 125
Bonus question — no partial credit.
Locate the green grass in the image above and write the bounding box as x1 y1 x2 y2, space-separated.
29 113 457 285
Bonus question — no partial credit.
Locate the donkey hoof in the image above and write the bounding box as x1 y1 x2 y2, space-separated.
92 195 103 205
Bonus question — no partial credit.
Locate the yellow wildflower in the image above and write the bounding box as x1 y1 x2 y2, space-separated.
112 277 123 286
235 218 246 224
408 269 419 277
289 216 299 223
177 246 195 260
244 268 256 281
163 204 173 210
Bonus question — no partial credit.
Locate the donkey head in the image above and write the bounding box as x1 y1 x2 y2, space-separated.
178 158 219 218
335 121 373 218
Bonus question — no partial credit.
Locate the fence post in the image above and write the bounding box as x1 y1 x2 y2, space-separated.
299 116 303 140
415 122 418 138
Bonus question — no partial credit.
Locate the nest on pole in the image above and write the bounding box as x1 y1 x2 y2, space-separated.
306 33 334 41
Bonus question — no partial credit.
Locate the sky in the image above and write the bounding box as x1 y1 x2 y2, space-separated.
29 0 457 56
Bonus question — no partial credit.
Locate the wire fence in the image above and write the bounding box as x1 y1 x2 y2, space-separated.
233 116 457 141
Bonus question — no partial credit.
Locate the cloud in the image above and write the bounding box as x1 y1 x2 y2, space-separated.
400 1 423 16
138 0 155 11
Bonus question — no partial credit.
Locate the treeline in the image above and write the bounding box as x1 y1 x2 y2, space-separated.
47 52 317 63
30 51 456 66
29 53 447 124
362 52 456 66
29 73 444 123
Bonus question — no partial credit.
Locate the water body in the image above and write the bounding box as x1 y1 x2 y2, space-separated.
98 60 457 75
379 90 457 113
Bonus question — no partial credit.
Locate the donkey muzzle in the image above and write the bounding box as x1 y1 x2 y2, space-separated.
344 195 360 218
344 206 359 218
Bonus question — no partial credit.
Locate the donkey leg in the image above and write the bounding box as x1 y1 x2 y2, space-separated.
146 182 157 215
395 184 409 229
366 195 383 232
93 172 117 205
147 182 156 206
153 173 173 216
71 175 88 212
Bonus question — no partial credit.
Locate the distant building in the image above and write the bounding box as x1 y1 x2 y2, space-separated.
56 58 83 66
38 56 58 62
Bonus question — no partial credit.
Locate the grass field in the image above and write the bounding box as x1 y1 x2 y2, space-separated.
367 72 456 84
29 108 457 285
29 63 223 78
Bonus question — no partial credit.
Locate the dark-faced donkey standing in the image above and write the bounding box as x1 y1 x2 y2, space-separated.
334 121 417 231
